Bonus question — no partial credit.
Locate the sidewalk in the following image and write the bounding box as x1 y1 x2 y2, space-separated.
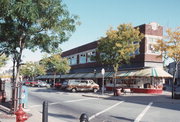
0 102 15 122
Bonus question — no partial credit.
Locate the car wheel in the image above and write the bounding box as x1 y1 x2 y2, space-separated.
93 88 98 93
71 88 77 92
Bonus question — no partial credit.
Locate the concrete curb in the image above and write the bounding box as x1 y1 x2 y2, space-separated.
82 94 122 100
0 104 11 114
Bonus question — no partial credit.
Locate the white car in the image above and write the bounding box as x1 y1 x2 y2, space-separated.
38 81 47 87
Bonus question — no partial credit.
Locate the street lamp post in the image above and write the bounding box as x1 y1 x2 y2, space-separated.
101 68 105 95
94 69 96 83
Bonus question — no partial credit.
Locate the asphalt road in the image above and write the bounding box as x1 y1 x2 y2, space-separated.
4 83 180 122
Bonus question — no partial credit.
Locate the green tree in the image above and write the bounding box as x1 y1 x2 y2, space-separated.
0 54 8 68
154 27 180 99
0 0 78 111
20 62 46 81
96 24 144 95
41 54 70 87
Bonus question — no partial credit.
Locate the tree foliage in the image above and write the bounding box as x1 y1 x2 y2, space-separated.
0 0 79 82
96 24 144 73
41 53 70 86
154 27 180 64
41 54 70 74
0 54 8 68
20 62 46 80
154 27 180 99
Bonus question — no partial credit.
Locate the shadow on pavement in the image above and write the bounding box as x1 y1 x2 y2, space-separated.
48 112 77 119
111 115 134 121
102 92 180 112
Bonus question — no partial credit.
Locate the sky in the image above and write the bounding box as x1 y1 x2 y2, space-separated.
3 0 180 69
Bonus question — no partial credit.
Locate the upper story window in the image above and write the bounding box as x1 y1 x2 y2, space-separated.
87 51 96 63
146 36 161 55
79 53 86 64
68 55 77 65
71 56 77 65
133 41 140 55
68 57 71 65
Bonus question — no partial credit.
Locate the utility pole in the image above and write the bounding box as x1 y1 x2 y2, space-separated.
101 68 105 95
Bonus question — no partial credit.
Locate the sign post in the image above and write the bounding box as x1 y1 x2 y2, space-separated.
101 68 105 95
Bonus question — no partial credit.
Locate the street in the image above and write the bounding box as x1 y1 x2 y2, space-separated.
3 83 180 122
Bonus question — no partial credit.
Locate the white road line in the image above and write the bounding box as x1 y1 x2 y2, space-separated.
89 101 124 121
134 102 153 122
30 104 42 108
30 98 97 108
64 98 97 103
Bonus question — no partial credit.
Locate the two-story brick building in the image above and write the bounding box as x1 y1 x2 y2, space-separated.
37 22 172 93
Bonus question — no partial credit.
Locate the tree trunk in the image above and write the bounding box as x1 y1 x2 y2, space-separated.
11 57 18 112
172 61 179 99
11 39 24 112
113 71 117 96
53 72 56 88
113 64 118 96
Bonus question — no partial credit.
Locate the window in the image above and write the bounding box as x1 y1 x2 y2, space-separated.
68 55 77 65
68 57 71 65
148 44 155 53
87 51 96 63
79 53 86 64
71 56 77 65
147 37 160 54
133 41 140 55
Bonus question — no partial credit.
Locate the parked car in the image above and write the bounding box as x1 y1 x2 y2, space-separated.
23 81 38 87
38 81 47 87
55 81 62 89
23 81 31 86
30 81 39 87
61 79 99 92
174 85 180 99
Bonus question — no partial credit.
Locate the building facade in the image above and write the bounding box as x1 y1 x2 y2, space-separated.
61 22 163 74
37 22 172 93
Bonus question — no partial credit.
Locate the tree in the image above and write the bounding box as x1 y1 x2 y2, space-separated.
20 62 46 81
96 24 144 95
0 54 8 68
154 27 180 99
0 0 79 111
41 54 70 87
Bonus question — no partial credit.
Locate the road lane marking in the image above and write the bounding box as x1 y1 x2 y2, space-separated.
30 104 42 108
134 102 153 122
30 98 97 108
89 101 124 121
64 98 97 103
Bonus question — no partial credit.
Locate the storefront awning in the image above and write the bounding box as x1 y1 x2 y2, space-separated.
116 68 173 78
36 68 172 80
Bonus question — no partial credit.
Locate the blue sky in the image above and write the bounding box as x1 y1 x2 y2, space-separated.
22 0 180 64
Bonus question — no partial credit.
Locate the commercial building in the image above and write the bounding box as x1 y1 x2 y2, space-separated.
37 22 172 93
